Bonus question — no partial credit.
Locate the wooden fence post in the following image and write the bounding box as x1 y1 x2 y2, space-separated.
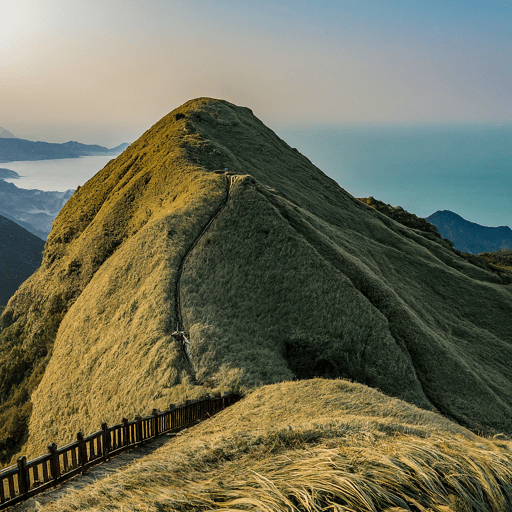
152 409 159 438
0 395 241 510
17 456 29 497
168 404 175 429
48 443 61 482
76 432 87 475
122 418 129 446
135 415 143 444
101 422 110 459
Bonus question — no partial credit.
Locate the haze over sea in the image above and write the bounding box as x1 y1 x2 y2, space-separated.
2 123 511 229
278 122 512 229
1 155 117 192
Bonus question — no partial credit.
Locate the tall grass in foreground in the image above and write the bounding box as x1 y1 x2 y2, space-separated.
37 430 512 512
37 380 512 512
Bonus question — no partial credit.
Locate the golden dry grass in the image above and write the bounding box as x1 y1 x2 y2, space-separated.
36 379 512 512
2 97 512 466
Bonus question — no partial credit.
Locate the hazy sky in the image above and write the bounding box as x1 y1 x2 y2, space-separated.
1 0 511 146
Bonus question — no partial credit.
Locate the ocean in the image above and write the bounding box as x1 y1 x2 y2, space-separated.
0 155 117 192
1 124 511 228
276 123 512 228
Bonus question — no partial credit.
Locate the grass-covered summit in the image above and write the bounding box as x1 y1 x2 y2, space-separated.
1 98 512 465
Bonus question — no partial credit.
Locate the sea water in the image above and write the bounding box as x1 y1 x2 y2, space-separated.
0 155 117 192
276 123 512 228
2 125 511 228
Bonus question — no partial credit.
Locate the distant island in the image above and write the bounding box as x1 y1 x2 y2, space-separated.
425 210 512 254
0 168 20 179
0 137 129 163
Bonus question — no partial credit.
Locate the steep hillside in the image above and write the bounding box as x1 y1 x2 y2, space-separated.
31 380 512 512
1 98 512 465
358 197 512 282
426 210 512 254
0 215 44 306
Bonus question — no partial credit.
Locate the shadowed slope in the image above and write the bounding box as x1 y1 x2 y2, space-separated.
1 98 512 464
0 215 44 307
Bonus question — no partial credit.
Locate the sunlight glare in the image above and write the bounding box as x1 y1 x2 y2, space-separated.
0 3 23 43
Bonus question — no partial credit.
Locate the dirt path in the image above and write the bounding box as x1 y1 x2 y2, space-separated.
173 172 234 378
175 173 233 332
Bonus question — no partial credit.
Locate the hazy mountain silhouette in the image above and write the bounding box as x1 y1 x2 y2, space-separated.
0 215 44 307
426 210 512 254
0 138 128 163
0 168 20 179
0 180 73 239
0 127 17 139
1 98 511 465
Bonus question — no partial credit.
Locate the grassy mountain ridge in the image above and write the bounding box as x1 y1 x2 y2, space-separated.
1 98 512 467
0 104 229 463
358 196 512 282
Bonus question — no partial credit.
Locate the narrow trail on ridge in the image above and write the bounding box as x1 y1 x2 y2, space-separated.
173 172 235 378
15 173 237 510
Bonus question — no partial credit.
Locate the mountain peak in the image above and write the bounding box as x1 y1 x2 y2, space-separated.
2 98 512 464
0 126 17 139
426 210 512 253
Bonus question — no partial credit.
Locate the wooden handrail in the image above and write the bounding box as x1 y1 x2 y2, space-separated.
0 393 240 510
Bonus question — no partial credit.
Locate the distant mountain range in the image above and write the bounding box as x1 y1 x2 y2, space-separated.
425 210 512 254
0 137 128 163
0 214 44 307
0 180 73 239
0 127 17 139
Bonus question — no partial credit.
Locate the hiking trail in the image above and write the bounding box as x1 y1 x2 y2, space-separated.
173 172 235 379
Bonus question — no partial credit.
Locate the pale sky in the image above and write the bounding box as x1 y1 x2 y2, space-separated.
0 0 511 146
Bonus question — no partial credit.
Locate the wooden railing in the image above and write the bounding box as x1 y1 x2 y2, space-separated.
0 393 240 510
